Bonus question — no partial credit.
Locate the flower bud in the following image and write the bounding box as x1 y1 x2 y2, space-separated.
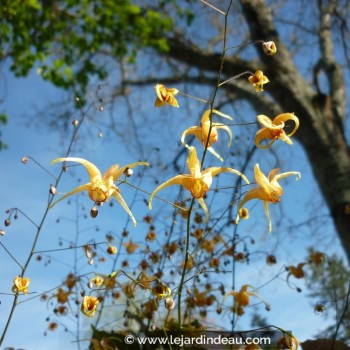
238 207 249 220
88 258 94 265
87 281 94 289
164 297 175 310
21 156 29 164
123 167 133 177
4 219 11 227
107 246 117 255
90 206 98 218
99 105 104 112
266 255 277 265
0 229 5 236
50 185 57 195
98 131 103 138
262 41 277 55
72 118 79 127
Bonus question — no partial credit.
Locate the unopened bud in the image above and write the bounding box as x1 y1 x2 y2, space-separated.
123 167 133 177
4 219 11 227
262 41 277 56
21 157 29 164
164 297 175 310
88 258 94 265
90 206 98 218
98 131 103 138
107 246 117 255
50 185 57 195
99 105 104 112
72 118 79 127
265 304 271 311
62 165 67 172
85 245 92 259
87 281 94 289
0 229 5 236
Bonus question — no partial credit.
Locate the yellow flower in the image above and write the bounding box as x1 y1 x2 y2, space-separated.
12 276 31 294
154 84 179 108
248 70 269 92
255 113 299 149
236 164 300 232
277 333 299 350
50 157 149 226
152 282 172 299
181 109 233 162
124 239 139 254
56 287 70 304
225 284 270 315
262 41 277 55
149 146 249 222
81 295 99 317
90 276 104 287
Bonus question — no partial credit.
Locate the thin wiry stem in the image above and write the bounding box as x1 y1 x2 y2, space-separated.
0 93 99 346
177 0 234 329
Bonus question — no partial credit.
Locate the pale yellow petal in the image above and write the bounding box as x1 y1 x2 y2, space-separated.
254 164 271 190
154 84 165 101
181 127 202 149
52 157 102 181
197 197 209 223
155 98 166 107
275 171 301 182
50 183 91 208
254 128 276 149
238 187 271 209
148 175 191 209
187 146 202 179
263 200 272 233
215 124 233 147
206 146 224 162
103 162 149 183
112 191 136 227
273 113 299 137
204 167 250 185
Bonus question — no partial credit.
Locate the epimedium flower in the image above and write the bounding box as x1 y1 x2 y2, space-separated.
225 284 270 315
236 164 301 232
50 157 149 227
255 113 299 149
154 84 179 108
81 295 99 318
149 146 249 222
277 333 299 350
152 282 172 299
12 276 31 294
181 109 233 162
262 41 277 56
248 70 269 92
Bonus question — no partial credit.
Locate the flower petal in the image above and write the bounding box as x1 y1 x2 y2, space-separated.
263 200 272 233
181 127 202 149
112 191 137 227
197 197 209 223
254 128 277 149
275 171 301 182
216 124 233 148
103 162 149 183
273 113 299 137
50 183 91 208
149 175 191 209
204 167 250 185
52 157 102 181
187 147 202 179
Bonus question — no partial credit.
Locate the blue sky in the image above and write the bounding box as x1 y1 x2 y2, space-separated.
0 51 348 349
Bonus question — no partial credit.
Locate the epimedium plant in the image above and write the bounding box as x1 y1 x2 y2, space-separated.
2 1 345 350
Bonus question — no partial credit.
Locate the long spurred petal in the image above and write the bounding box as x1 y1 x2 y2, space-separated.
112 191 137 227
197 197 209 223
149 175 191 209
215 124 233 147
187 146 202 179
275 171 301 182
50 183 91 208
103 162 149 183
203 167 250 185
181 127 202 149
263 200 272 233
254 128 276 149
52 157 102 181
273 113 299 137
